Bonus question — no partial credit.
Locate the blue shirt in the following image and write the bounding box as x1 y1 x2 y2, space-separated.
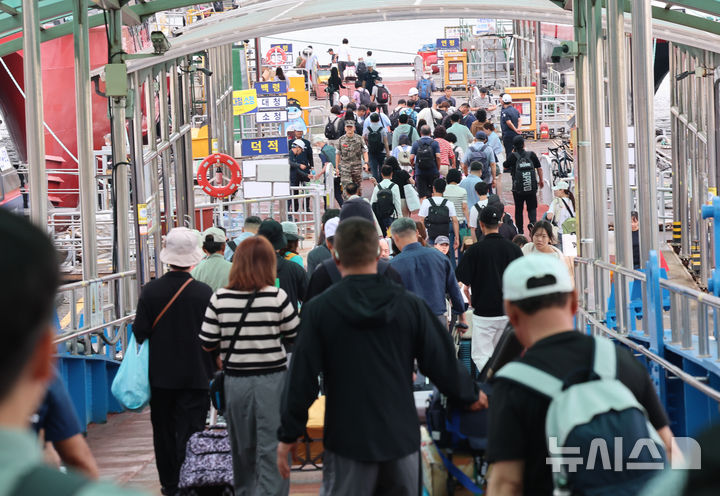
411 137 441 177
363 112 391 132
462 113 477 130
486 131 503 159
224 231 255 261
459 174 483 207
500 105 520 137
34 371 81 442
390 242 465 316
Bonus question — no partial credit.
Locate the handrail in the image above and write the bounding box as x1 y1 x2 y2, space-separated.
53 315 135 345
594 259 647 281
59 270 136 291
578 307 720 403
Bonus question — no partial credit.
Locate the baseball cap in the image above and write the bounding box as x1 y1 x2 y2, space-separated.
503 254 574 302
434 235 450 245
344 120 356 128
475 131 487 141
501 93 513 103
479 205 500 226
291 139 306 149
340 198 374 224
553 181 570 191
281 221 304 241
408 87 419 96
257 219 287 250
286 124 296 132
339 95 350 105
312 135 326 145
202 226 226 243
324 217 340 238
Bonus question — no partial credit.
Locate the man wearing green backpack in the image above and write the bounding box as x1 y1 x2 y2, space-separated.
0 209 148 496
487 254 674 496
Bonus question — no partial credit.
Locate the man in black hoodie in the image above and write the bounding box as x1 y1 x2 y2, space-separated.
277 218 482 495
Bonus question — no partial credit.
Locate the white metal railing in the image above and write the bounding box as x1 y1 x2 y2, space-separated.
536 93 576 130
54 271 137 358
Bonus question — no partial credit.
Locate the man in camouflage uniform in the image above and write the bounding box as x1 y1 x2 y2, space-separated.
336 121 368 198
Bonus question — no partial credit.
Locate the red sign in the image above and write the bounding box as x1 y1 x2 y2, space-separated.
265 46 288 66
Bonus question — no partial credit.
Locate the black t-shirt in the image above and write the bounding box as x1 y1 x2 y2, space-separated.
455 233 523 317
391 169 411 199
632 230 640 269
487 331 670 495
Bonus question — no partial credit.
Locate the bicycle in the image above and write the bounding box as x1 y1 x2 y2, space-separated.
548 139 574 186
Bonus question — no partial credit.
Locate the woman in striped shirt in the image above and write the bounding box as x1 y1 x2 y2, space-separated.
200 236 299 496
433 125 456 177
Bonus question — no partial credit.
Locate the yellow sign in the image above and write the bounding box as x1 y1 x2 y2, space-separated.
232 89 258 115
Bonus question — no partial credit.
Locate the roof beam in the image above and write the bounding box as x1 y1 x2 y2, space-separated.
0 1 74 37
0 2 19 16
650 4 720 37
661 1 720 18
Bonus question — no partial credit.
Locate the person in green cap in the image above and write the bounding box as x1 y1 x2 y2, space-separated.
191 227 233 292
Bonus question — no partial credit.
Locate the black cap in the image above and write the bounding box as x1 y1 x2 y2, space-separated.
340 198 375 224
480 205 500 226
257 219 287 250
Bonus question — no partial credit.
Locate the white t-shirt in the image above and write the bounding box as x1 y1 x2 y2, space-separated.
443 184 468 222
418 197 458 218
467 199 489 228
550 197 574 228
337 44 352 62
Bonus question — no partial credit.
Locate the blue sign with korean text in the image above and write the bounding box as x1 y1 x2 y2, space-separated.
254 81 288 95
270 43 293 54
241 137 288 157
436 38 460 50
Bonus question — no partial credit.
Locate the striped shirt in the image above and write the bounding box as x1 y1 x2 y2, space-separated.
444 184 468 223
200 286 300 376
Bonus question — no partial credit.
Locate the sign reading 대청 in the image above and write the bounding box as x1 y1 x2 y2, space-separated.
232 89 258 115
436 38 460 50
257 96 288 109
254 81 287 95
241 137 289 157
256 110 288 123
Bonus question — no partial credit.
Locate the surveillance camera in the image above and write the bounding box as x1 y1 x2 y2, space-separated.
151 31 171 55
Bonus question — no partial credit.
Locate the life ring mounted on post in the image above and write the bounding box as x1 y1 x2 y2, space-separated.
196 153 242 198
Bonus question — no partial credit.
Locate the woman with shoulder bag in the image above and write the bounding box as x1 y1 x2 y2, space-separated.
546 181 576 245
200 236 300 496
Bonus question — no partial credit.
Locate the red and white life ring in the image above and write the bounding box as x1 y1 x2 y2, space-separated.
265 46 288 66
196 153 242 198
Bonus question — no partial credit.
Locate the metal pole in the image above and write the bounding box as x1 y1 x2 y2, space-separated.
170 63 188 226
131 72 149 285
587 0 608 264
159 66 174 229
109 10 130 311
23 0 47 227
631 0 659 266
72 0 97 281
573 0 594 260
206 50 215 155
607 0 633 333
181 64 196 227
535 21 542 94
670 43 680 248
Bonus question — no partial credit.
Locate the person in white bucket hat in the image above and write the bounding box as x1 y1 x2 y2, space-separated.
133 226 215 495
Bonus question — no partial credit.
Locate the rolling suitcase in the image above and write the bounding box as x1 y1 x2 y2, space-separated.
178 425 234 495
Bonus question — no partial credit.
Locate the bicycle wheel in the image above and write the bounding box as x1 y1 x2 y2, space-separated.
551 159 561 185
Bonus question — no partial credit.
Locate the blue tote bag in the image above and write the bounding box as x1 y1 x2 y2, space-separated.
111 332 150 411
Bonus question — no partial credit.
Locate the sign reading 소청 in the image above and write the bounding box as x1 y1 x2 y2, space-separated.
256 110 288 123
240 137 288 157
232 89 258 115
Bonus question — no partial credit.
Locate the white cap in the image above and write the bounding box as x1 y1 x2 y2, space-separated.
503 254 574 302
324 217 339 238
553 181 570 191
292 139 306 149
286 124 297 132
501 93 513 103
339 95 350 105
408 87 419 96
202 226 226 243
281 221 304 241
160 227 205 267
312 135 326 145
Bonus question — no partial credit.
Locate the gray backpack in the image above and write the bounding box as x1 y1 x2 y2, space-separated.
496 336 666 496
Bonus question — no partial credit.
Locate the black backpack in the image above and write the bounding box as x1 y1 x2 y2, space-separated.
513 150 537 193
415 140 436 173
473 195 503 240
389 110 401 130
324 117 340 140
359 89 372 106
424 198 450 239
367 127 384 153
376 85 390 104
373 183 397 221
